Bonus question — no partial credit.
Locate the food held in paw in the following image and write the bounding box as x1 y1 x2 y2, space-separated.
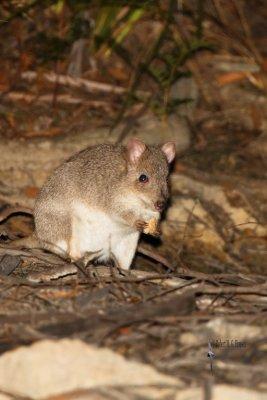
143 218 160 236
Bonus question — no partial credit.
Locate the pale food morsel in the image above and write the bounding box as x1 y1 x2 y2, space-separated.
143 217 160 236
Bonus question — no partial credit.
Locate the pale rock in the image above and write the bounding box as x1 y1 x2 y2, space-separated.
163 197 225 250
180 317 264 347
0 339 181 399
171 173 267 237
0 395 11 400
175 385 267 400
179 332 200 346
206 317 263 341
38 141 52 150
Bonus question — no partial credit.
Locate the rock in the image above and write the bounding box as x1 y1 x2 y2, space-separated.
0 128 111 207
0 339 181 399
205 318 264 341
175 385 267 400
169 76 199 118
0 396 10 400
180 317 265 346
217 82 267 133
170 173 267 237
122 113 191 153
0 255 20 276
162 197 225 251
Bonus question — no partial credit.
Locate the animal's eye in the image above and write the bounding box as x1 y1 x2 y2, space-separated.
139 174 149 183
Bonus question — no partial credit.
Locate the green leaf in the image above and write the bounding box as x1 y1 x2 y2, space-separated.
51 0 65 14
115 8 144 44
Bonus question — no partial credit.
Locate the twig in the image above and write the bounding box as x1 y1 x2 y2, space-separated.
232 0 263 66
3 92 111 109
137 244 174 270
145 278 199 301
108 255 129 301
196 284 267 296
0 269 177 288
21 71 149 97
0 246 66 267
177 198 199 260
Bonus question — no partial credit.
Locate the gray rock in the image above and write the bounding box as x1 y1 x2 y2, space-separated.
120 112 191 153
169 76 199 118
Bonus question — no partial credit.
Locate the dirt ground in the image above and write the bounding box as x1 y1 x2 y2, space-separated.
0 2 267 399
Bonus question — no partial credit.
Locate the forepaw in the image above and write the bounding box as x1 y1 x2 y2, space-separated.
135 220 148 232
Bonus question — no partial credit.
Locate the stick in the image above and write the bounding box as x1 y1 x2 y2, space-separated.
4 92 111 109
137 244 174 270
21 71 149 97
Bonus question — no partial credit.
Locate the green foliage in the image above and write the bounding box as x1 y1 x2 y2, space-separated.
102 0 210 121
1 0 210 118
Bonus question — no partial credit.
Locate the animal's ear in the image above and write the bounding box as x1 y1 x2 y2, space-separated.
127 138 146 164
161 142 176 164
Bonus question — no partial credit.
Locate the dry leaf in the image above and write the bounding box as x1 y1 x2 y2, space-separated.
24 186 39 199
174 162 187 173
108 66 129 82
23 127 62 138
20 52 34 71
216 71 247 86
118 327 131 335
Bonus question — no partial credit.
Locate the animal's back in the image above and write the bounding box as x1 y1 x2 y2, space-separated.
33 143 126 256
35 143 125 208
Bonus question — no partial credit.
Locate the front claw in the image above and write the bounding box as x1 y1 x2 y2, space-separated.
135 219 148 233
152 225 162 237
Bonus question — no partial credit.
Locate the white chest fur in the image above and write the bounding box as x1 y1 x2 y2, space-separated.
69 202 140 270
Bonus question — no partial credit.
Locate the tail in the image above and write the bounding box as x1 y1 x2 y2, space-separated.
0 206 33 224
0 206 37 249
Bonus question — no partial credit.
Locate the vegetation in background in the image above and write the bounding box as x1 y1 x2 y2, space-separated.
0 0 210 123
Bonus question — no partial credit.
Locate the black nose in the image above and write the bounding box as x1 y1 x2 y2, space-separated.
155 201 165 212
